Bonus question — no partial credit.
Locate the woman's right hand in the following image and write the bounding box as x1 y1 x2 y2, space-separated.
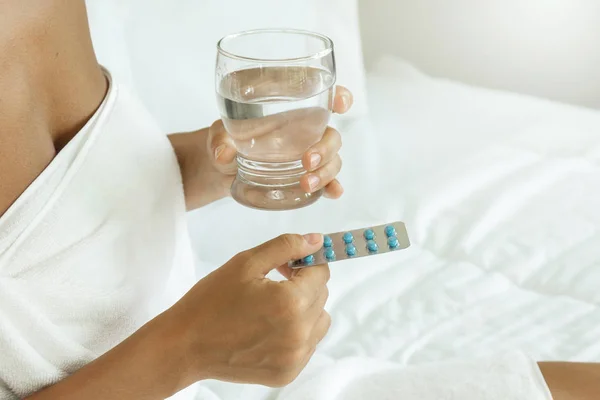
167 233 331 387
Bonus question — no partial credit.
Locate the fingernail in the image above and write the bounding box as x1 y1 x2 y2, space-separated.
341 93 350 109
303 233 322 245
308 175 320 191
310 153 321 169
214 145 225 160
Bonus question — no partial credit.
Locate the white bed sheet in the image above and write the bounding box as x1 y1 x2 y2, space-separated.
186 57 600 397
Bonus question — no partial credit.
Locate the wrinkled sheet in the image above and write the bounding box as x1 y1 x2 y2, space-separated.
185 57 600 398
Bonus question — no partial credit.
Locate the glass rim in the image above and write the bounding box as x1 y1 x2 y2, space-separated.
217 28 334 63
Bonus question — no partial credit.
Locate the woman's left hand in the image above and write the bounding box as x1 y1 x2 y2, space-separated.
170 86 353 210
207 85 353 199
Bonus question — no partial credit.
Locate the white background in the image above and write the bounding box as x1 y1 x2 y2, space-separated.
359 0 600 109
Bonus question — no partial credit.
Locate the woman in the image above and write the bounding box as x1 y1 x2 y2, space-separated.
0 1 597 399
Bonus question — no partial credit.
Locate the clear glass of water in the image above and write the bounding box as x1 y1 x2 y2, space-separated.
216 29 336 210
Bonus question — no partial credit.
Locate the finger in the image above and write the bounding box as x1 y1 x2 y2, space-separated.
302 127 342 172
271 346 316 387
246 234 323 276
323 179 344 199
333 86 353 114
301 155 342 193
292 346 317 381
207 120 237 173
309 311 332 347
267 311 329 385
303 285 329 324
290 263 331 296
276 264 293 280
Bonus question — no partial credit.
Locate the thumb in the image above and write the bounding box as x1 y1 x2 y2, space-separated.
207 120 237 174
246 233 323 276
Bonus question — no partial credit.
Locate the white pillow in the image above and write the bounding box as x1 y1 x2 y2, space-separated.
87 0 368 133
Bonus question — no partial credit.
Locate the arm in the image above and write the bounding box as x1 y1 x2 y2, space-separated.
168 127 233 210
26 314 193 400
24 234 330 399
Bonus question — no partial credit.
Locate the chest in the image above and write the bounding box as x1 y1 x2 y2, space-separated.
0 79 57 219
0 64 106 219
0 85 191 354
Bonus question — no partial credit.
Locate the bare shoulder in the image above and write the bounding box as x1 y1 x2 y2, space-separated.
0 0 107 217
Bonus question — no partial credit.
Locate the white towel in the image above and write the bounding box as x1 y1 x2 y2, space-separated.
0 70 197 399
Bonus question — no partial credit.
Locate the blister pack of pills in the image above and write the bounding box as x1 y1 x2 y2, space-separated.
288 221 410 268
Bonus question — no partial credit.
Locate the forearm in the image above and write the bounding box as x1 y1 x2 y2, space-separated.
539 362 600 400
168 129 230 210
26 313 193 400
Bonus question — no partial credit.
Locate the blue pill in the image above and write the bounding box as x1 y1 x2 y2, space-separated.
364 229 375 240
384 225 397 237
303 255 315 265
323 235 333 248
366 240 379 253
345 244 357 257
343 232 354 244
387 236 399 249
324 248 336 261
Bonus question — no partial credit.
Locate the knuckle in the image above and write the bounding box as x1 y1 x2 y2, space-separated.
233 250 252 266
319 312 332 340
208 121 224 144
322 286 330 302
286 325 312 347
210 119 225 131
273 348 307 370
278 233 303 251
232 250 263 276
269 370 301 388
332 129 342 146
272 291 308 319
287 294 309 316
323 312 332 331
326 126 339 135
322 265 331 283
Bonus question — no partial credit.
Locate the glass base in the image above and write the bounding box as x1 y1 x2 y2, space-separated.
230 156 323 211
231 179 323 210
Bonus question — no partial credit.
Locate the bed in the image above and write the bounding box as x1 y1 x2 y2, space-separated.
86 1 600 398
185 56 600 398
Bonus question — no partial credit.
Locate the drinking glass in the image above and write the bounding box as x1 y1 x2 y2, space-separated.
216 29 336 210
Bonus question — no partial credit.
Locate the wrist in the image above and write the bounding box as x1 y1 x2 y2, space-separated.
145 310 201 390
156 305 219 385
25 310 198 400
169 128 231 210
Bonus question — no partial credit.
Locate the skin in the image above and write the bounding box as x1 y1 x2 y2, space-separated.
538 363 600 399
0 1 597 398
